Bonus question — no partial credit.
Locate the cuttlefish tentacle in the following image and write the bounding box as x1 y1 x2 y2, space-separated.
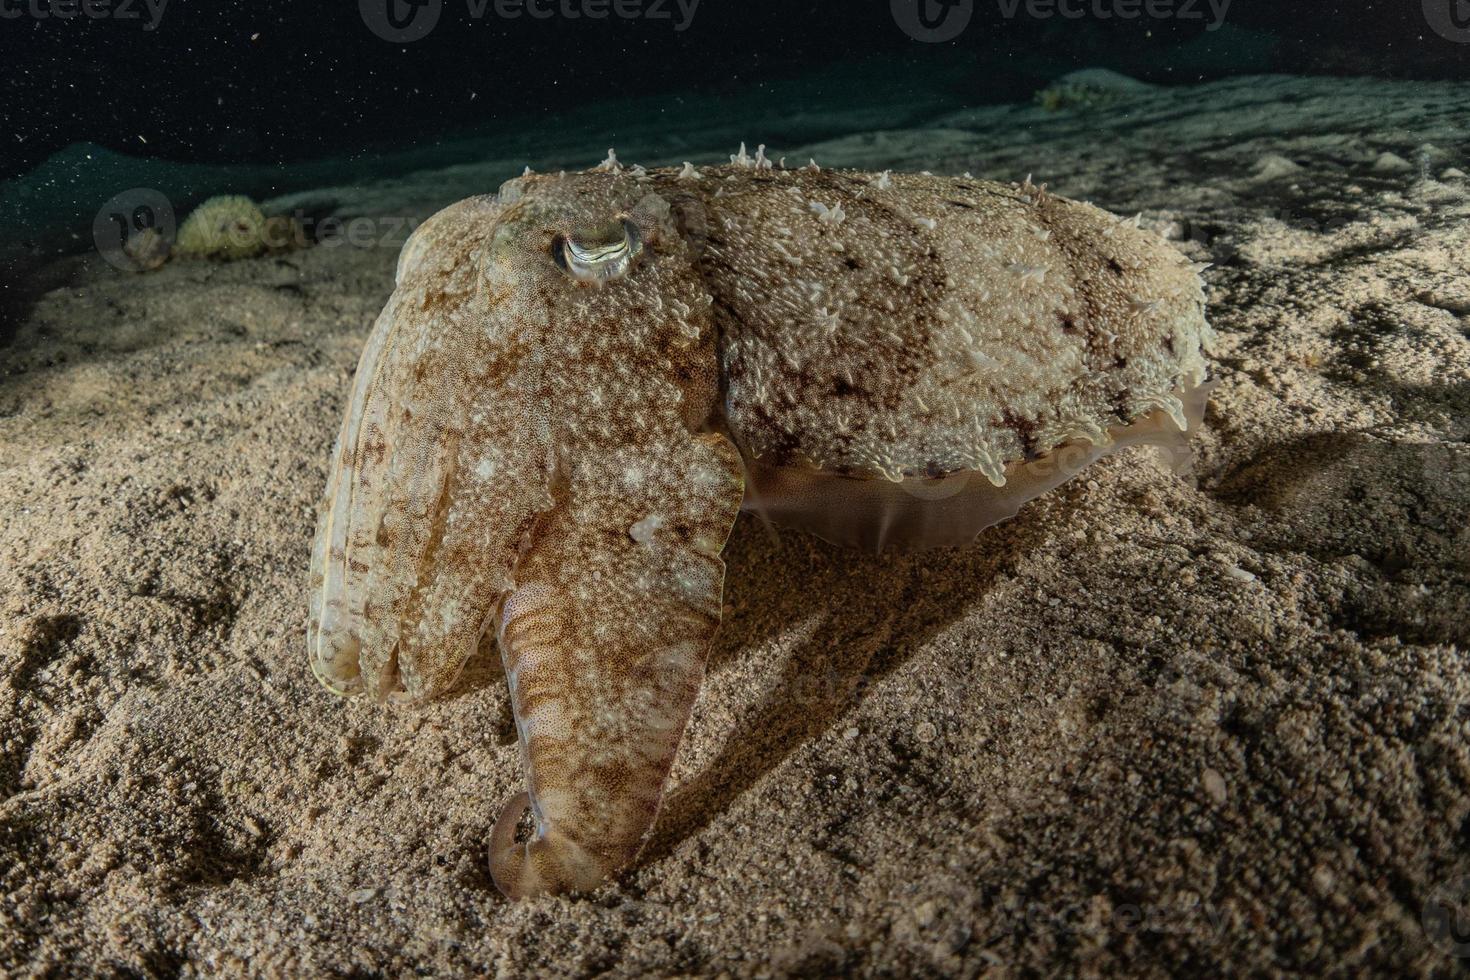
489 433 743 897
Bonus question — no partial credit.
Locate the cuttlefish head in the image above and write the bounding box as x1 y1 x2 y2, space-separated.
307 171 717 706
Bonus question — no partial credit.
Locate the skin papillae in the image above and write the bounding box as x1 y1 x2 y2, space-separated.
307 159 1214 899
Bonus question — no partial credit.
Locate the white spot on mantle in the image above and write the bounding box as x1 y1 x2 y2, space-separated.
630 514 664 544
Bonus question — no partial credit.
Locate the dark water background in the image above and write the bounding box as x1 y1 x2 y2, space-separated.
4 0 1466 178
1 0 1467 260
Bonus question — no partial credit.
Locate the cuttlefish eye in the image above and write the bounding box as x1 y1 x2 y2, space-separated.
553 218 642 283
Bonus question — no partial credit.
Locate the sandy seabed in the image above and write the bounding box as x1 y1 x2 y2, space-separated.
2 74 1468 976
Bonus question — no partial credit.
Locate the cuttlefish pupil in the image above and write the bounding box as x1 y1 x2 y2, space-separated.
555 219 642 282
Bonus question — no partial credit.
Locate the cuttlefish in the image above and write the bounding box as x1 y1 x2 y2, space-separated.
307 149 1214 899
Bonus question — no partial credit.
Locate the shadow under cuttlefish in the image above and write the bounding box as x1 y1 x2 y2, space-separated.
633 506 1047 874
445 504 1042 875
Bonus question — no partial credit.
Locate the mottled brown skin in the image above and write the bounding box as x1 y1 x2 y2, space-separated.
309 158 1212 899
696 168 1211 483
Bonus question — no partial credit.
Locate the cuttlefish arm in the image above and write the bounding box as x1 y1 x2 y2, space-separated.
490 433 743 898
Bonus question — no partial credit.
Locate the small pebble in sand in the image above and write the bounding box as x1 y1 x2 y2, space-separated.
1253 154 1303 181
914 900 939 928
1371 151 1414 174
916 722 938 743
1203 768 1228 805
1312 865 1336 895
